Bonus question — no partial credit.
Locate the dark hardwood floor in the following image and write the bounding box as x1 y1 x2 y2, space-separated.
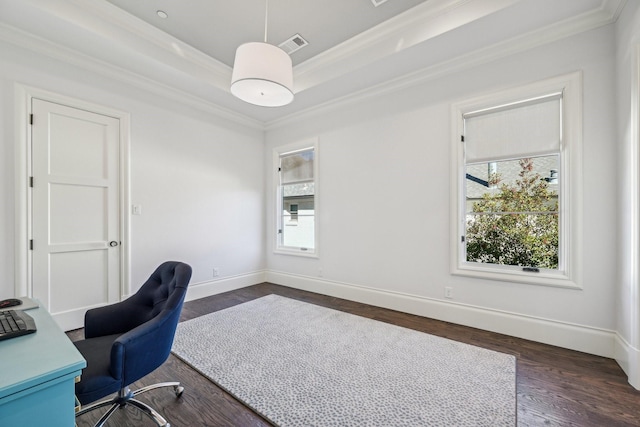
71 283 640 426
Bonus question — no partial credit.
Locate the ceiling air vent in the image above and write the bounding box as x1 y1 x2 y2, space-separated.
371 0 389 6
278 34 308 55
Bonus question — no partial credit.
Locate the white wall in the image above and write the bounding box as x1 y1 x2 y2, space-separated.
615 0 640 388
265 25 618 357
0 37 266 300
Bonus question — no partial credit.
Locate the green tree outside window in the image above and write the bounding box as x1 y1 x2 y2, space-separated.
465 158 559 269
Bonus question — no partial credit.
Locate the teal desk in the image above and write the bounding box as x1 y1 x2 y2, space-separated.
0 306 86 427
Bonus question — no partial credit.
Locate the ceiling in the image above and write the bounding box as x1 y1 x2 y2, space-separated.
103 0 429 68
0 0 626 126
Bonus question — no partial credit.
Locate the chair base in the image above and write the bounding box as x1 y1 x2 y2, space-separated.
76 382 184 427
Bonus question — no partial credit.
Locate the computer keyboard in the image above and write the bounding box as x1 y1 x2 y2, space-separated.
0 309 37 341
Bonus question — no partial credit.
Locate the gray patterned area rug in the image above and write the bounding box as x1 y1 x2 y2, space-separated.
172 294 516 426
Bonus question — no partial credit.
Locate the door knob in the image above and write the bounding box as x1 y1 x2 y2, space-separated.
109 241 119 247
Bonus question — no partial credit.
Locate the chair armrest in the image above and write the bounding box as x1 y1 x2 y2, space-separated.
84 300 141 338
109 309 180 384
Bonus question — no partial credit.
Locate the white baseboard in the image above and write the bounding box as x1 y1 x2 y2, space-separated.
186 270 266 302
615 333 640 389
266 270 616 359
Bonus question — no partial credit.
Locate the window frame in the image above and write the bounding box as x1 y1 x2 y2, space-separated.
450 72 583 288
274 139 319 258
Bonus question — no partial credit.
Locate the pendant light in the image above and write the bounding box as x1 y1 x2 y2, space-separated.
230 0 294 107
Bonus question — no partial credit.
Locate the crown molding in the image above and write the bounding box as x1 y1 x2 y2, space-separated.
41 0 233 91
292 0 519 93
266 0 626 129
601 0 627 21
38 0 625 99
5 0 520 97
27 0 513 96
0 23 263 130
0 0 626 129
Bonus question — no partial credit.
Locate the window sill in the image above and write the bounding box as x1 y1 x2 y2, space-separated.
453 264 581 289
274 248 318 259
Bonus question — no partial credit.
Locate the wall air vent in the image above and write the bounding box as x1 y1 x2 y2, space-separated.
371 0 389 6
278 34 309 55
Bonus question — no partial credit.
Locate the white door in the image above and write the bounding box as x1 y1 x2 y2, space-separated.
31 98 121 331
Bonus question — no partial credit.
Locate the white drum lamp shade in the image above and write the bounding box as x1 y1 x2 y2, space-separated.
231 42 294 107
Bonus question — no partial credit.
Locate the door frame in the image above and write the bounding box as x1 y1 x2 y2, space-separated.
14 84 131 301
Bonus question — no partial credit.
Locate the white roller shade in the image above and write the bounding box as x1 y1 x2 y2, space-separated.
464 93 562 164
280 148 314 184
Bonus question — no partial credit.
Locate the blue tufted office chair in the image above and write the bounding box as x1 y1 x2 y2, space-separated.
74 261 192 427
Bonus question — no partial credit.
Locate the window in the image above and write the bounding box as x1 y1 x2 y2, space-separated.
451 73 582 288
465 155 560 269
275 142 317 255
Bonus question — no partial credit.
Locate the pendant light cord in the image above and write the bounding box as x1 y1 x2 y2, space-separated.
264 0 269 43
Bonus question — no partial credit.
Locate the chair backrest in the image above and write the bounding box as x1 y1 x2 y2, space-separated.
110 261 192 386
129 261 192 322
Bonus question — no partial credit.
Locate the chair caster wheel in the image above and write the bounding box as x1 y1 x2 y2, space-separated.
174 385 184 398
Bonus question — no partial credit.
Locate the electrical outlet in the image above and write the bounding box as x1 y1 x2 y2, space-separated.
213 268 219 278
445 287 453 299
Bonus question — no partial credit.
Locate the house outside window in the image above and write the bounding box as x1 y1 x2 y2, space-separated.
275 141 318 256
288 203 299 223
451 73 582 288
